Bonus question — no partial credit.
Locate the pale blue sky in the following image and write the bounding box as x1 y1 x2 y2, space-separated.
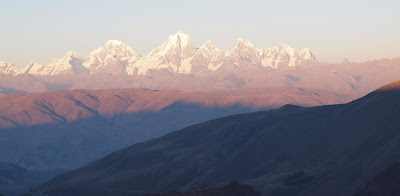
1 0 399 67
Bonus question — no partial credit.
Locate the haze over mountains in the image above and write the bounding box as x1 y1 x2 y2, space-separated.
1 31 399 95
28 80 400 196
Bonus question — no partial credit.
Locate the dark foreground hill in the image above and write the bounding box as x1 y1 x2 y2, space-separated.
353 162 400 196
145 181 261 196
0 161 64 196
28 80 400 196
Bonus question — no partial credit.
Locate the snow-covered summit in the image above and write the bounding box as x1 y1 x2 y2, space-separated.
192 41 226 72
130 31 198 75
45 51 86 75
83 40 138 75
226 41 316 68
0 62 19 76
229 39 261 65
105 40 124 46
21 51 86 76
149 31 196 58
20 61 46 75
4 32 317 77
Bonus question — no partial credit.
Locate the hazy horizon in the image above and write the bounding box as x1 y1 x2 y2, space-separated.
1 0 399 67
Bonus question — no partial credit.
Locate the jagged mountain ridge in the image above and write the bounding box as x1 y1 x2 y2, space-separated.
1 31 316 76
0 62 19 76
1 32 398 96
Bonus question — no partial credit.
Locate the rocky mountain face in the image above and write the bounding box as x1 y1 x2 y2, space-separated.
28 80 400 196
0 87 353 171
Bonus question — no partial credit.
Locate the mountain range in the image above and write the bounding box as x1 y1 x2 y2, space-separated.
0 31 316 77
1 32 399 96
1 31 400 196
27 80 400 196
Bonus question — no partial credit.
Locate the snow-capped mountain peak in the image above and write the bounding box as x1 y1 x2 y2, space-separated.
131 31 198 75
20 51 86 76
198 41 221 53
229 39 260 65
83 40 138 75
236 39 256 49
105 40 124 46
66 50 77 56
0 61 19 76
149 31 196 57
299 48 316 61
3 32 318 77
194 41 226 71
275 43 296 55
64 50 80 59
41 51 86 75
21 61 46 75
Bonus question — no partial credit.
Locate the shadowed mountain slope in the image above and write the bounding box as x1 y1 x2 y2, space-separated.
145 181 261 196
0 161 65 196
0 87 352 128
353 162 400 196
29 80 400 196
0 87 352 171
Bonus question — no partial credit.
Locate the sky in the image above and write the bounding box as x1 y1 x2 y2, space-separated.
0 0 399 67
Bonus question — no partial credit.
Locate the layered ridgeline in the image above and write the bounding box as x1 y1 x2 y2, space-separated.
28 80 400 196
0 161 65 196
0 31 316 76
0 87 353 171
2 31 399 94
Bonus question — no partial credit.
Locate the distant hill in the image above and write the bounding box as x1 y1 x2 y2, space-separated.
0 87 352 171
28 80 400 196
0 161 65 196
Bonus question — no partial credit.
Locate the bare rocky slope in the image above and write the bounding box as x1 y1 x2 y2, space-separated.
28 80 400 196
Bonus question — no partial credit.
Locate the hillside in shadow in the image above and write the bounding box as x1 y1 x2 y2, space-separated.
28 80 400 196
0 87 352 171
145 181 261 196
353 162 400 196
0 161 65 196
